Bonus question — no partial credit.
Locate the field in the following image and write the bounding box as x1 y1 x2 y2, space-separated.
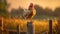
0 18 58 34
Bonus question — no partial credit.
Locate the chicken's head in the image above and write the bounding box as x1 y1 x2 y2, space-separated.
28 3 34 10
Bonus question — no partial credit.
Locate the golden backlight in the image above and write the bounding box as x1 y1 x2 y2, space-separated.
7 0 60 11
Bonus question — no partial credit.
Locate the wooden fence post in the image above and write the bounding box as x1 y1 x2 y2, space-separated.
27 21 34 34
17 24 20 34
48 20 52 34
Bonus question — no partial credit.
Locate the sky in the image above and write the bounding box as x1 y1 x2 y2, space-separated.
7 0 60 11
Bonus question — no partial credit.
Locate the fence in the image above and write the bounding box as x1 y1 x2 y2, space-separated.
0 18 59 34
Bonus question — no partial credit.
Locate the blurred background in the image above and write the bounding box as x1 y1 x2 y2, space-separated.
0 0 60 34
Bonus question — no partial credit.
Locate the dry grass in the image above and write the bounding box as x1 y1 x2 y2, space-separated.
3 18 57 28
0 18 58 34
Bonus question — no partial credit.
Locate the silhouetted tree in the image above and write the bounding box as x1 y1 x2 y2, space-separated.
44 7 54 19
34 5 44 16
10 7 23 18
34 5 54 19
54 7 60 18
0 0 9 18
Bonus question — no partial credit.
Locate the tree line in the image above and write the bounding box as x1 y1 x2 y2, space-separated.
10 5 60 19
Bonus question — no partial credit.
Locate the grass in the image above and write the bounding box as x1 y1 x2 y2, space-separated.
3 18 57 32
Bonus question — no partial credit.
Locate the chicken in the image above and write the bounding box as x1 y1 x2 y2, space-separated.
23 3 36 19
